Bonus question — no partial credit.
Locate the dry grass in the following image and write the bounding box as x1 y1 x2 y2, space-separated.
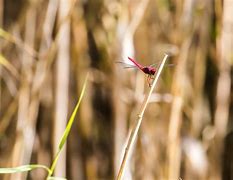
0 0 232 180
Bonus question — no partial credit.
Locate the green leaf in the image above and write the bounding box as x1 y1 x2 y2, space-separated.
48 73 89 177
58 74 89 149
0 164 51 174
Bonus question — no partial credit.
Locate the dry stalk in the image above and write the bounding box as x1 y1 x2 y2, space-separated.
53 0 71 177
116 54 169 180
214 0 232 138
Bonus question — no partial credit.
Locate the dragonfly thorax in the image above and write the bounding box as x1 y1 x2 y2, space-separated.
142 67 156 75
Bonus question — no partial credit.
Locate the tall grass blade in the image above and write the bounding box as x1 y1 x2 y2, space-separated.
0 28 14 42
0 28 37 57
0 54 19 78
48 73 89 177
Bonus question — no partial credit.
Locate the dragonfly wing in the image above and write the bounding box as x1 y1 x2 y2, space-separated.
116 61 137 69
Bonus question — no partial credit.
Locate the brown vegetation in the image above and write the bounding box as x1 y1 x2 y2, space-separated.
0 0 232 179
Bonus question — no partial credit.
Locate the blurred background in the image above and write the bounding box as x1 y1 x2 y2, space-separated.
0 0 232 179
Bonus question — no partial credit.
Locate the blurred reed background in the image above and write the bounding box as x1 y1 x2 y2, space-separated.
0 0 232 179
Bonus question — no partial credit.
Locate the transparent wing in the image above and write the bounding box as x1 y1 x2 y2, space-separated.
116 61 137 69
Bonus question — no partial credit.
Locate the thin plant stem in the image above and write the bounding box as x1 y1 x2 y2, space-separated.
116 54 169 180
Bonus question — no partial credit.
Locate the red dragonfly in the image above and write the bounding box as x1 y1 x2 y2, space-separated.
117 57 158 86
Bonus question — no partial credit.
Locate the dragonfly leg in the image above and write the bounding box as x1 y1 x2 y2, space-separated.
147 75 154 87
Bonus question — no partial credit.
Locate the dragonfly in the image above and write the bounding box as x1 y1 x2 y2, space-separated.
117 57 160 86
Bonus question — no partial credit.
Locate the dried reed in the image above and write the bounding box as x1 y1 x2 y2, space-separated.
116 54 169 180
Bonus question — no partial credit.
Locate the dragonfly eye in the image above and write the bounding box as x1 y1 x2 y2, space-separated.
142 67 150 74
